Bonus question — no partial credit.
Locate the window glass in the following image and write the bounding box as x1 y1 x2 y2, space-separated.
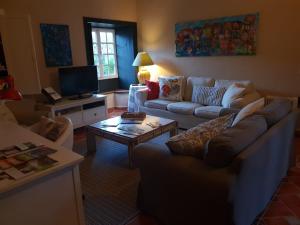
91 28 118 79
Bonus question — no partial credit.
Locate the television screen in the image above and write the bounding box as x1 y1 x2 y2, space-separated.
59 66 98 97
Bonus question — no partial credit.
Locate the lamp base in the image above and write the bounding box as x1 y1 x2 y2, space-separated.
137 70 150 84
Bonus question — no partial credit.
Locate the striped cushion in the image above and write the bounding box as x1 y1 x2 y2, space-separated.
192 86 226 106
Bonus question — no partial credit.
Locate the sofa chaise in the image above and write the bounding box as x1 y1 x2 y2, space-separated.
135 76 261 129
134 99 298 225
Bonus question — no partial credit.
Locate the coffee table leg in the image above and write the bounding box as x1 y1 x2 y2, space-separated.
87 128 97 154
128 143 136 169
170 127 177 137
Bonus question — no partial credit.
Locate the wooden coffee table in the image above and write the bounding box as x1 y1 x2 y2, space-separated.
86 115 178 168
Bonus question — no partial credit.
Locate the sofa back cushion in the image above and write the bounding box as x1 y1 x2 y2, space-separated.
255 99 292 127
205 115 267 167
192 86 226 106
158 76 184 101
215 79 255 94
166 113 235 158
184 76 215 101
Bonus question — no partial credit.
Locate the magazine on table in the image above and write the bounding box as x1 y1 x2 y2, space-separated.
117 124 145 135
0 142 58 181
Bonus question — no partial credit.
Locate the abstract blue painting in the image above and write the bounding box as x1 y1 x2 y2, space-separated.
175 13 259 57
40 24 73 67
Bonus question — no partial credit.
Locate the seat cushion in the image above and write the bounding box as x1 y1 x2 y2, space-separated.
194 106 224 119
255 99 292 127
166 114 235 158
144 99 176 110
167 101 202 115
205 115 267 167
184 76 215 101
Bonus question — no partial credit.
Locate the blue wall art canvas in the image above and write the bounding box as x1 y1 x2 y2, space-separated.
40 23 73 67
175 13 259 57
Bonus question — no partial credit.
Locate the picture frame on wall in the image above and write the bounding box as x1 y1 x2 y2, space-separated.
40 23 73 67
175 13 259 57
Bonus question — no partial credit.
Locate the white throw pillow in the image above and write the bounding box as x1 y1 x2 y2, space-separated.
222 83 246 108
232 98 265 127
0 103 18 124
158 76 184 101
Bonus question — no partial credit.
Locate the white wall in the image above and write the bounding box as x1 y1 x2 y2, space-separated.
1 0 137 90
137 0 300 97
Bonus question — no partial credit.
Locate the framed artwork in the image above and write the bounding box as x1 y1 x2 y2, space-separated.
175 13 259 57
40 23 73 67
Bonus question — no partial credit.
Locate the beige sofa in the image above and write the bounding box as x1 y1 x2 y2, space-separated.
135 76 261 129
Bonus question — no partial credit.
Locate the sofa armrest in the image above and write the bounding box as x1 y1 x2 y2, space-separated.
134 143 235 225
134 88 148 110
229 91 261 109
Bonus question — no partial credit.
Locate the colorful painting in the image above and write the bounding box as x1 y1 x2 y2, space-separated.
175 13 259 57
40 24 73 67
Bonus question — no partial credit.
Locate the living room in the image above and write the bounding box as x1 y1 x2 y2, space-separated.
0 1 300 225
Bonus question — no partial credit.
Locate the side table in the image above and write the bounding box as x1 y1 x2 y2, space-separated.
128 84 147 112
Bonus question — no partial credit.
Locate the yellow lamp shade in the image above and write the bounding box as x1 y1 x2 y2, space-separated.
132 52 154 84
132 52 154 66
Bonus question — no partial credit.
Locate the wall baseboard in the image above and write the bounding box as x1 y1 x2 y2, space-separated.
107 107 127 113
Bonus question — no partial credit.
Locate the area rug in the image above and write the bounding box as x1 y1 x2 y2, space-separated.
73 131 170 225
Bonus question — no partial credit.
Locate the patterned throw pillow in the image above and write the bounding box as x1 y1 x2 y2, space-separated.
158 76 184 101
192 86 226 106
38 116 67 141
166 113 235 158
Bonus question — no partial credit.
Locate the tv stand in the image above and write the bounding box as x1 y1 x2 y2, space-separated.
69 93 93 100
40 94 107 129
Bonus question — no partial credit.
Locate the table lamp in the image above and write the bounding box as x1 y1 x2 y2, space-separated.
132 52 154 84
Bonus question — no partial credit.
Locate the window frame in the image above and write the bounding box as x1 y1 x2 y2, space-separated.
92 28 118 80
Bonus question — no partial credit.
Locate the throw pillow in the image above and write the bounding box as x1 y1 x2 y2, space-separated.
166 113 235 158
222 83 246 108
231 98 265 127
158 76 184 101
0 104 18 124
145 80 159 100
38 116 67 141
192 86 226 106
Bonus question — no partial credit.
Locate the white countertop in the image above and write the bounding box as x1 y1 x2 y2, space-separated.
0 121 83 194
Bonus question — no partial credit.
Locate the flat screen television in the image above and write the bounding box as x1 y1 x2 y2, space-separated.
59 66 98 99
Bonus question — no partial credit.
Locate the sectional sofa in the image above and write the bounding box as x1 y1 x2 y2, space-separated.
135 76 261 129
134 99 298 225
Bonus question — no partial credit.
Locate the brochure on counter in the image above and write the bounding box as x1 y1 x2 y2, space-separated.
0 142 58 183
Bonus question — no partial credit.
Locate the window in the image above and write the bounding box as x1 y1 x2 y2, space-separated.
92 28 118 79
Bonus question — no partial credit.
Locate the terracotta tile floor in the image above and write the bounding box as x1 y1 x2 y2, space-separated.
81 109 300 225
